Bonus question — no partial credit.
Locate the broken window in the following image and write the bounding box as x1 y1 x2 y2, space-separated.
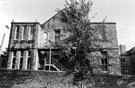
14 26 20 40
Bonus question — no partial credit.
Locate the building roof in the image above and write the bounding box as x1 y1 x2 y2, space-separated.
121 46 135 55
11 22 40 24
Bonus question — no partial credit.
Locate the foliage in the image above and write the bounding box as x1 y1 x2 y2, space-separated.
56 0 106 84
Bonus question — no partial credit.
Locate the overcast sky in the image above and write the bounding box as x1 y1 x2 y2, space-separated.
0 0 135 51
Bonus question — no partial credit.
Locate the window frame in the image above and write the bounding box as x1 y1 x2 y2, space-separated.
43 32 48 45
55 29 61 42
19 51 24 69
121 57 126 62
123 69 130 75
101 51 108 71
27 51 32 69
28 26 32 40
12 51 16 69
14 26 20 40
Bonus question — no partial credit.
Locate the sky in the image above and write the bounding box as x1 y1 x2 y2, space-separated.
0 0 135 51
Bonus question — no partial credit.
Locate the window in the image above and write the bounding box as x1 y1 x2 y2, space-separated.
123 69 130 75
21 27 24 40
27 51 32 69
55 30 60 41
101 57 108 71
12 58 16 69
121 57 125 62
12 51 16 69
14 26 20 40
101 51 108 71
2 59 6 68
28 26 32 40
23 26 27 40
101 58 108 65
44 32 48 44
19 51 23 69
19 57 23 69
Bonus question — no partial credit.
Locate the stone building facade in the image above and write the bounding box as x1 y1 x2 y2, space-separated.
120 47 135 75
7 12 120 74
7 22 66 71
7 22 43 70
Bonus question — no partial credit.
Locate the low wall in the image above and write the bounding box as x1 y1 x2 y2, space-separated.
0 69 74 88
0 69 135 88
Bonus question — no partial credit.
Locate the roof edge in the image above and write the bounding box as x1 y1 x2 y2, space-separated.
11 22 40 24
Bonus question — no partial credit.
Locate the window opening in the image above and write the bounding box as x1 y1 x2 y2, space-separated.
101 51 108 71
123 69 130 75
21 26 24 40
12 51 16 69
19 51 23 69
15 26 20 40
121 57 125 62
55 30 60 42
44 32 48 45
2 59 6 68
23 26 27 40
28 26 32 40
27 51 32 69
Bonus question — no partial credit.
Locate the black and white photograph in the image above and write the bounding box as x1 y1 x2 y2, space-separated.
0 0 134 88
